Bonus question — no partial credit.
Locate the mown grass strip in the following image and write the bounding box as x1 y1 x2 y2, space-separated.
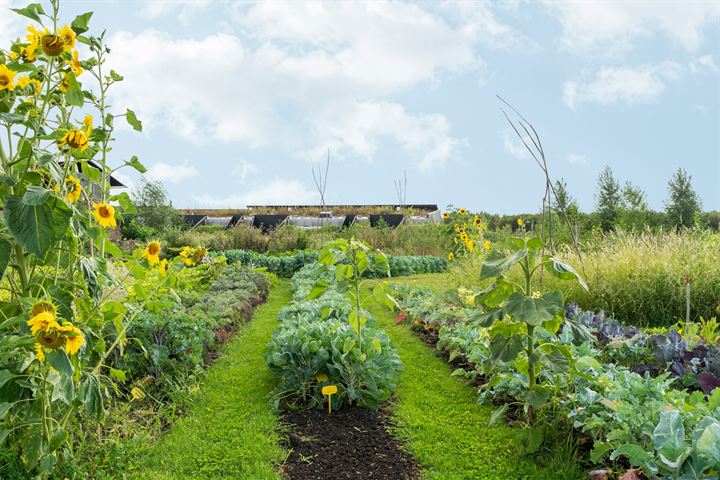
131 282 292 480
370 278 562 480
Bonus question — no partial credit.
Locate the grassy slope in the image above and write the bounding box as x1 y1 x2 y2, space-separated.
371 275 579 480
130 282 291 480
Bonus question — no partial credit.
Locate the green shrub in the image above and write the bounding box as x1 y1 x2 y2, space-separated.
222 249 448 278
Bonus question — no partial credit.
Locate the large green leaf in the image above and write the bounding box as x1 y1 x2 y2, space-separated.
477 278 515 308
480 249 528 281
537 343 572 372
489 333 523 363
504 292 563 327
11 3 45 22
46 350 74 377
653 411 690 469
79 374 104 420
125 109 142 131
696 422 720 465
71 11 93 34
545 257 588 291
4 195 71 258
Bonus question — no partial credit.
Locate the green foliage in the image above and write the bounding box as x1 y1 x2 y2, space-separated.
130 178 181 233
474 234 587 424
666 168 702 229
223 248 448 278
595 165 622 231
265 241 403 410
531 230 720 327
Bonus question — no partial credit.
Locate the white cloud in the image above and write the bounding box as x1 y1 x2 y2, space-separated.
690 54 719 73
107 1 497 171
139 0 212 26
567 153 588 165
562 62 683 108
146 161 199 184
192 179 316 207
309 101 463 171
545 0 720 54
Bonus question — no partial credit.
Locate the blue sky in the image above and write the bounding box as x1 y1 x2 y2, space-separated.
2 0 718 212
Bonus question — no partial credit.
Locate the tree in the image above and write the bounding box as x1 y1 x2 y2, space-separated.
622 182 648 211
665 168 702 228
595 166 622 231
131 178 181 232
553 178 577 215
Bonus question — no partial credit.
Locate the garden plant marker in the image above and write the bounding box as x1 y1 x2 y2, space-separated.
322 385 337 413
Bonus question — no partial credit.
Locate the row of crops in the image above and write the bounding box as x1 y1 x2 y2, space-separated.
391 233 720 478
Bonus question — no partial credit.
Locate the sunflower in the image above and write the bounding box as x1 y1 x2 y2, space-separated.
93 203 117 228
65 175 82 204
143 241 161 265
41 34 65 56
458 208 467 215
453 223 461 232
58 129 89 151
466 240 475 252
0 64 17 91
67 49 83 76
59 323 84 355
517 218 524 227
37 328 65 349
447 252 455 261
179 246 196 266
192 247 208 264
157 258 169 276
59 24 76 51
442 212 450 219
34 343 45 362
24 25 44 61
483 240 492 252
59 72 71 92
30 301 57 318
82 114 93 134
27 311 61 335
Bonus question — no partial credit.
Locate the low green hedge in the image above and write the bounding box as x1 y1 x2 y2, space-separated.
221 249 448 277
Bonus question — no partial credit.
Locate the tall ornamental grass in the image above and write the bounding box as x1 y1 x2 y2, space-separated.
536 230 720 327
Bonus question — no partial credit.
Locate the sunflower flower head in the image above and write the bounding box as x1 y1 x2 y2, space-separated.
143 241 161 266
59 24 76 51
442 212 450 219
59 72 71 93
0 64 17 91
82 114 93 135
30 301 57 318
27 311 60 335
447 252 455 261
458 208 467 215
69 49 83 76
59 322 84 355
483 240 492 252
37 328 65 349
34 343 45 362
179 246 196 266
157 258 169 276
192 247 208 264
58 129 89 151
517 218 524 227
93 203 116 228
41 33 65 56
65 175 82 204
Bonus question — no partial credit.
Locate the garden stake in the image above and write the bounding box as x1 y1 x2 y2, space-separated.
685 275 691 336
322 385 337 414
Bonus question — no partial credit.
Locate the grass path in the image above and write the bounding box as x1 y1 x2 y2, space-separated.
370 277 569 480
131 282 292 480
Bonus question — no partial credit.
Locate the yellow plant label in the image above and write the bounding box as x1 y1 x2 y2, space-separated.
322 385 337 396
